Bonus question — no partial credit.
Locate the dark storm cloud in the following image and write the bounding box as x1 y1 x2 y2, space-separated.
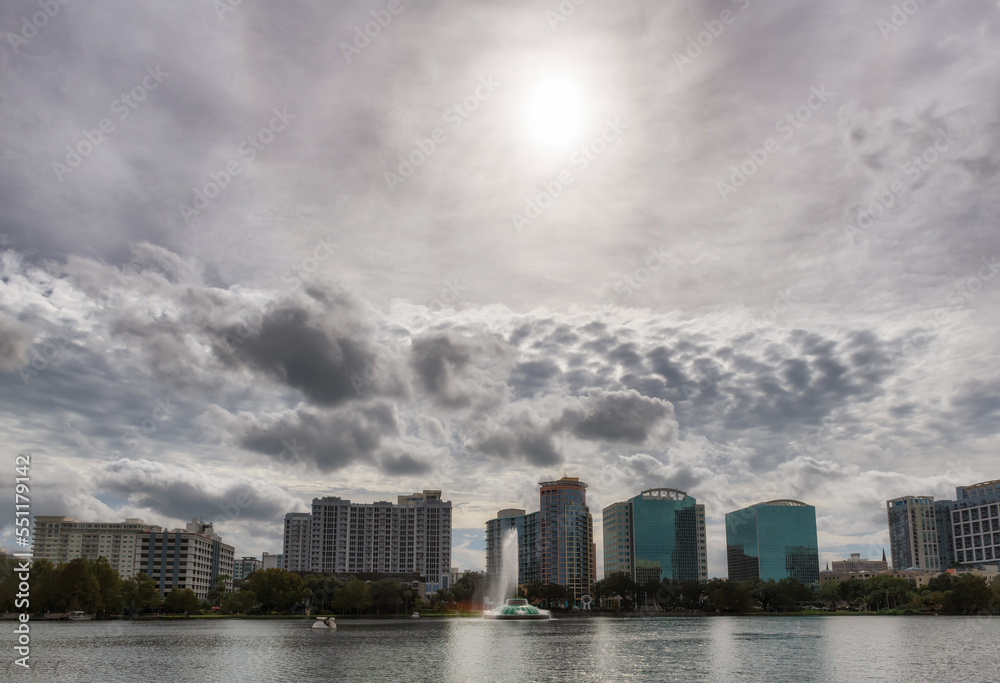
559 389 674 444
474 412 562 467
237 401 402 473
215 304 407 406
949 378 1000 437
508 359 561 399
98 458 301 523
410 334 473 407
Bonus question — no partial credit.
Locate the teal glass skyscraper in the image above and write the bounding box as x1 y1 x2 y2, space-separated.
604 488 707 584
726 500 819 586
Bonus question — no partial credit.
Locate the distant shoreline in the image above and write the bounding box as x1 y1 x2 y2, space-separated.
37 610 991 621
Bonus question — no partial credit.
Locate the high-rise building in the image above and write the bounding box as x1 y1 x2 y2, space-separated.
485 508 540 587
286 490 452 594
282 513 310 572
603 488 708 585
233 556 262 583
137 519 234 600
947 480 1000 568
602 501 632 578
261 552 284 570
31 516 159 579
886 495 941 570
726 499 820 586
539 476 595 602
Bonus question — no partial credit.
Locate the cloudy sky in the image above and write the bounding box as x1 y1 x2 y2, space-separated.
1 0 999 577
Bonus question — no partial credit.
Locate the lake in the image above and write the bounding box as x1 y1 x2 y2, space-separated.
16 615 1000 682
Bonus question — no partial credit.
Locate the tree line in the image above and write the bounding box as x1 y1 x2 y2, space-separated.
592 570 1000 614
2 555 995 616
0 556 487 616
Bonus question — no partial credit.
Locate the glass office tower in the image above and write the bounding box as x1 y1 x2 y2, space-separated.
726 499 819 586
604 489 707 585
632 489 706 584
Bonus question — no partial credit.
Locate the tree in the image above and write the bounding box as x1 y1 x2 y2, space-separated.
600 572 640 610
206 574 230 607
163 588 202 614
221 590 258 614
370 579 404 615
946 574 991 614
243 569 307 613
92 557 122 615
330 578 370 615
818 581 840 610
59 558 100 612
122 572 162 614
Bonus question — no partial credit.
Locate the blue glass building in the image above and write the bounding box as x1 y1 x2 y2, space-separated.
726 500 819 586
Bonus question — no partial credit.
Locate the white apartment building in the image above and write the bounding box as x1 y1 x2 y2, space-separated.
32 516 160 579
282 513 311 572
286 490 452 594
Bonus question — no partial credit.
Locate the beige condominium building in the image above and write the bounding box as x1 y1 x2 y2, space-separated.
32 516 161 579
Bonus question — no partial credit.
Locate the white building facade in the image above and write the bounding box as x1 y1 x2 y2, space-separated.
284 490 452 594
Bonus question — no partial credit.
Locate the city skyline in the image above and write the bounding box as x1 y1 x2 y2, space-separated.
2 0 999 582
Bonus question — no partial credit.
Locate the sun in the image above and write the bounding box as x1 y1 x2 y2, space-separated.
522 75 587 151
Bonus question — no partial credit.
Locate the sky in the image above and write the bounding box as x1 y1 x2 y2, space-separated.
1 0 999 579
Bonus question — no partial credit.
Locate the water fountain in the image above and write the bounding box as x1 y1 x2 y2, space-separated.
484 527 551 620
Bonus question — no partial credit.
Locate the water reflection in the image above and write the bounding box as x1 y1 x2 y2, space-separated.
20 615 1000 682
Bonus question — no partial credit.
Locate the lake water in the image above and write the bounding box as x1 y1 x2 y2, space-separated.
16 615 1000 682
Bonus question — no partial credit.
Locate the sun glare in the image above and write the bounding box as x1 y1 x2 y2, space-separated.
522 75 587 151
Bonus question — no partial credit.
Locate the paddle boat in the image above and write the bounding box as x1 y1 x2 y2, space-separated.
311 616 336 629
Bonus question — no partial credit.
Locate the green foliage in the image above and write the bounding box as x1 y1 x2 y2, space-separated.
243 568 307 614
163 588 201 614
220 589 258 614
330 578 371 615
122 572 162 613
205 574 230 607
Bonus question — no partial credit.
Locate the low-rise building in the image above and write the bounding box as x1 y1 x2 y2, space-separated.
831 552 888 574
233 556 262 584
261 552 283 570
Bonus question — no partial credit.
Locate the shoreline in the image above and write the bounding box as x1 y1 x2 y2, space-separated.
35 610 991 621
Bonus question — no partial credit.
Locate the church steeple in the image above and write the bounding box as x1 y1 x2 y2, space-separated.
881 547 887 563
